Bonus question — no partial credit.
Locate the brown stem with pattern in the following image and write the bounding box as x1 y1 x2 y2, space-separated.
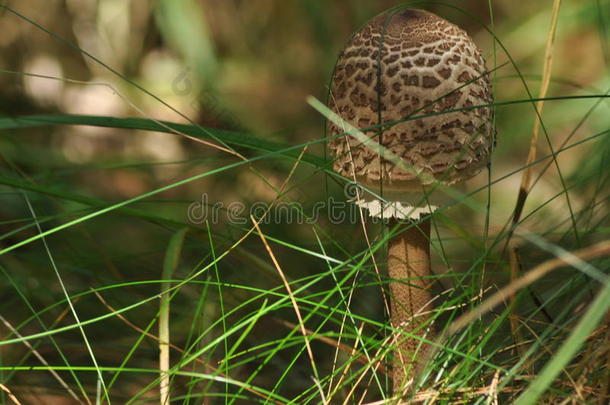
387 217 435 394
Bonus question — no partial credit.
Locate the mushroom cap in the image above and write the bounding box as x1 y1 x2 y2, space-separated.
327 8 495 192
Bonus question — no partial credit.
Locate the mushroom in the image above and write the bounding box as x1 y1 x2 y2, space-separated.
326 8 494 394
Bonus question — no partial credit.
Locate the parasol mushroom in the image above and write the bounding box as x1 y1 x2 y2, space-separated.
326 8 495 394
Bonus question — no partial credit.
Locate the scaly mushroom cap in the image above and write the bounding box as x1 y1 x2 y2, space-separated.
328 8 494 192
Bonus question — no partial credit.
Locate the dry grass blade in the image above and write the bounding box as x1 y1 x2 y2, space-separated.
448 240 610 334
0 384 22 405
363 384 522 404
251 216 319 378
340 327 389 405
159 228 188 405
508 246 530 371
601 312 610 405
488 369 501 405
92 291 285 405
273 318 389 375
0 315 86 404
513 0 562 224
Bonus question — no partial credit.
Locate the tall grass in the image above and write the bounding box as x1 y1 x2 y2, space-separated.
0 1 609 404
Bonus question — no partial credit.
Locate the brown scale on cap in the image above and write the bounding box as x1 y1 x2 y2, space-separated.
328 8 494 191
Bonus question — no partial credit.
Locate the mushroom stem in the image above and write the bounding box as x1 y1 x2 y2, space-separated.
387 216 434 393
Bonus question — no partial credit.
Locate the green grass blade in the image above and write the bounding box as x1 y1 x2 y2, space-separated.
0 114 326 167
514 278 610 404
